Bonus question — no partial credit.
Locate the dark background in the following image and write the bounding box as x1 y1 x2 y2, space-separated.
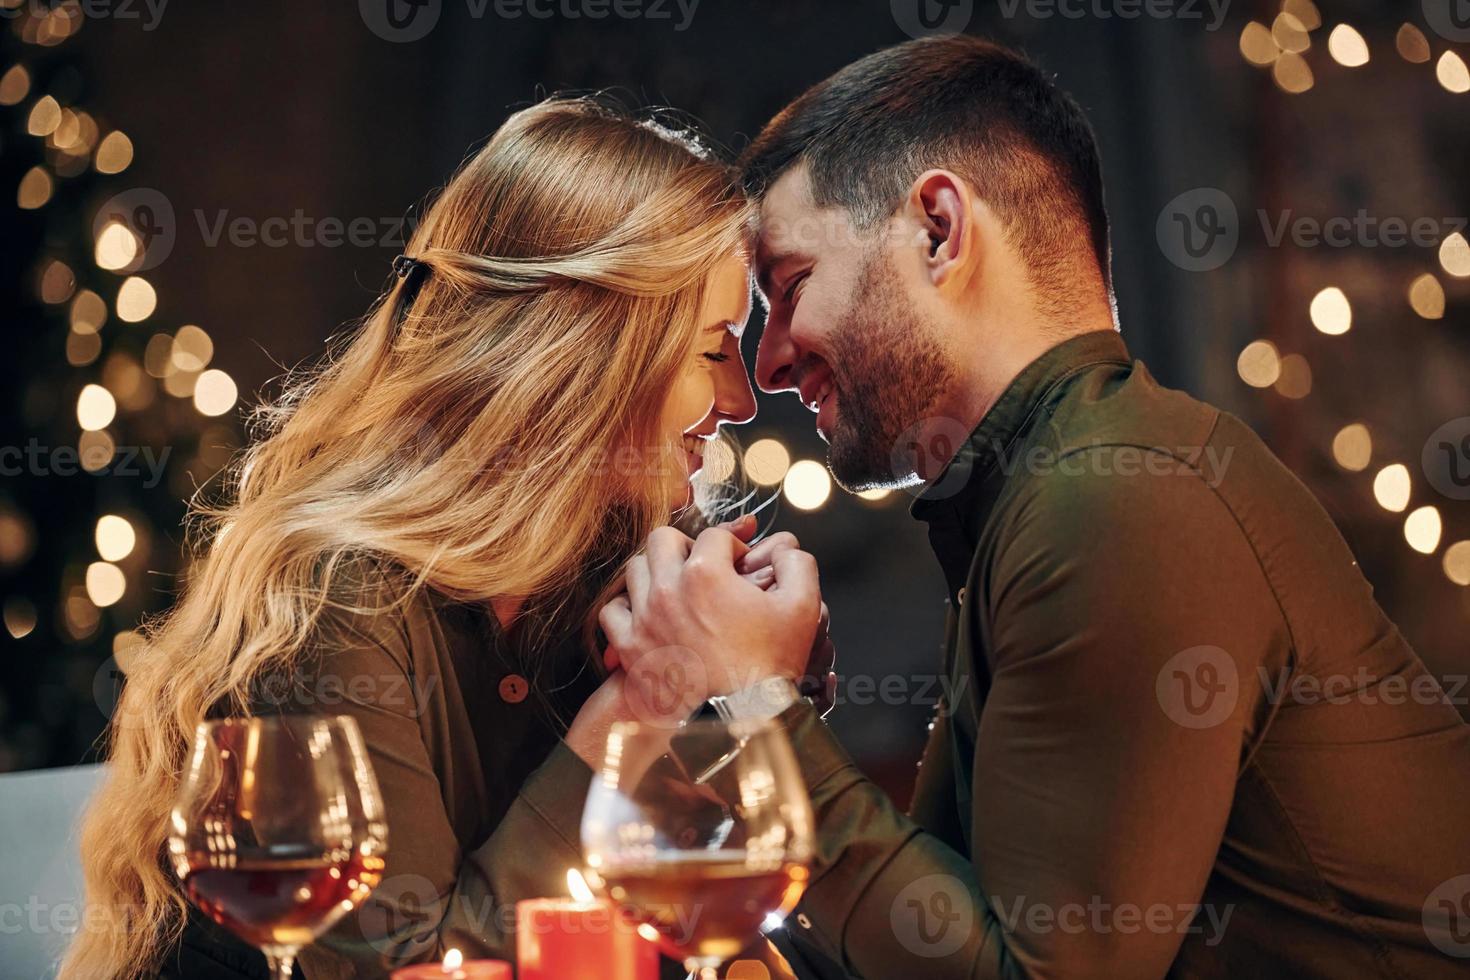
3 1 1468 803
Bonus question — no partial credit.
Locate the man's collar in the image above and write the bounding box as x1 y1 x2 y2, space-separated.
910 329 1132 526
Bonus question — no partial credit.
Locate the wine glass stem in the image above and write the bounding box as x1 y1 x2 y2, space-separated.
264 949 296 980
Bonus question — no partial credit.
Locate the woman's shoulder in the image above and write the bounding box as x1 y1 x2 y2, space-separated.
307 553 462 671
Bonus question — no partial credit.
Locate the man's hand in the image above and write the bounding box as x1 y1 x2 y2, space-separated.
598 526 823 712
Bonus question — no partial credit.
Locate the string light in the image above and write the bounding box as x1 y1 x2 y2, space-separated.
85 562 126 607
1309 286 1351 334
1330 424 1371 472
115 275 157 321
1326 25 1368 68
1408 273 1445 319
1237 340 1281 388
17 165 52 209
0 64 30 105
4 598 38 640
1438 233 1470 278
26 94 61 136
1395 24 1430 64
1404 507 1443 555
95 515 136 562
1273 354 1312 399
1372 464 1411 513
1239 22 1277 67
193 369 238 416
783 460 832 511
1436 52 1470 95
744 438 791 487
76 384 116 430
1445 543 1470 587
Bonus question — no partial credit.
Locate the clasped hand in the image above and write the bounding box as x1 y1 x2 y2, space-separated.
600 516 834 717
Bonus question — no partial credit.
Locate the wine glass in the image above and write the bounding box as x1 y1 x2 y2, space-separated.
581 718 815 980
169 714 389 980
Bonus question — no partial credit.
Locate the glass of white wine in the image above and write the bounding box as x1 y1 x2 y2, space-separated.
170 715 389 980
581 718 815 980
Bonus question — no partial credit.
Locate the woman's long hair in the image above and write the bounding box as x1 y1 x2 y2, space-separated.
61 96 752 980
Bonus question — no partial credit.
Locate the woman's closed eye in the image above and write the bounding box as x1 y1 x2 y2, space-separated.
702 351 732 364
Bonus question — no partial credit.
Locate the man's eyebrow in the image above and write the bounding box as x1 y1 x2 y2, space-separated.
755 249 801 296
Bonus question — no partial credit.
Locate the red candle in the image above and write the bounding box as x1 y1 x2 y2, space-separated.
390 948 511 980
516 875 659 980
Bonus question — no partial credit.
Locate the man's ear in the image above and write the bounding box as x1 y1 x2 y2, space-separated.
908 169 975 289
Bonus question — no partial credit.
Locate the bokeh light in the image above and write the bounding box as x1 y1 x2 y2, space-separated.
1372 464 1411 513
1309 287 1351 334
1408 273 1445 319
1274 354 1312 399
1403 506 1442 555
1439 232 1470 278
1237 340 1281 388
95 515 136 562
76 383 116 430
1395 24 1430 64
744 438 792 487
1326 25 1368 68
85 561 126 607
192 369 238 416
1330 423 1372 472
1436 51 1470 94
1444 542 1470 587
116 276 157 322
783 460 832 511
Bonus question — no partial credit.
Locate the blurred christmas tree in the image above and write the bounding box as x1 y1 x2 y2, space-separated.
0 2 241 772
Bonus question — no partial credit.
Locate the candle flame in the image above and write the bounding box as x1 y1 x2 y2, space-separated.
442 948 463 970
566 868 595 903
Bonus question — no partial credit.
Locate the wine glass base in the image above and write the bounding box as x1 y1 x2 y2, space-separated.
260 945 299 980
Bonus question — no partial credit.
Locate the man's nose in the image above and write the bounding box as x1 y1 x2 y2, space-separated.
755 317 798 394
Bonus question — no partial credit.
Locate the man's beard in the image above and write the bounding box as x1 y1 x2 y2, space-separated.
824 251 955 492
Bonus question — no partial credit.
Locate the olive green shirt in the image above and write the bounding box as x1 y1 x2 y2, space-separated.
283 587 609 979
767 329 1470 979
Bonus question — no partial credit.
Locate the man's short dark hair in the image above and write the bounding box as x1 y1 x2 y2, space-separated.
740 35 1111 297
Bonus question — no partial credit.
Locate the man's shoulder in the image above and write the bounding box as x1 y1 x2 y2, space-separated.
1041 357 1228 468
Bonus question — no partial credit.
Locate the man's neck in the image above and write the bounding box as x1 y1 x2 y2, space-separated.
918 316 1116 483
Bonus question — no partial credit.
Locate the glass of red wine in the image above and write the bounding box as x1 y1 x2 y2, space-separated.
169 715 389 980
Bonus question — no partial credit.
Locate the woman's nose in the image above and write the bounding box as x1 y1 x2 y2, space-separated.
715 358 758 425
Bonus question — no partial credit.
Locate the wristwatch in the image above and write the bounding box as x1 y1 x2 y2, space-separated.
699 676 803 722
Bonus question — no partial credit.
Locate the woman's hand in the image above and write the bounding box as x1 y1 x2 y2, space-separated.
565 669 640 769
601 519 837 715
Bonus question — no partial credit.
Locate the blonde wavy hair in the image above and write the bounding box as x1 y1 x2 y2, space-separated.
62 96 752 980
